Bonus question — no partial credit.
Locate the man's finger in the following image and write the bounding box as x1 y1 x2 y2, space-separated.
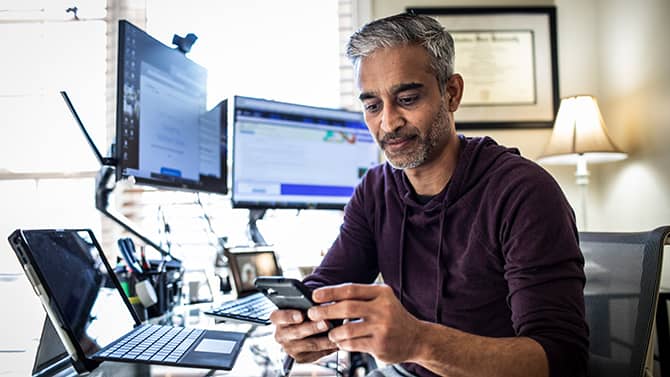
327 320 371 343
312 283 386 303
270 309 304 325
292 348 339 364
276 320 332 342
308 300 371 322
282 336 338 355
332 336 373 354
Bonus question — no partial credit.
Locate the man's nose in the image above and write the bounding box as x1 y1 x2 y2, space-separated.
380 104 405 133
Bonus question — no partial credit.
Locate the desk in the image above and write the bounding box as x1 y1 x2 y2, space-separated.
0 275 344 377
95 306 346 376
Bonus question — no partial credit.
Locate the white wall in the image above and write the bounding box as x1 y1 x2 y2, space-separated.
590 0 670 289
591 0 670 231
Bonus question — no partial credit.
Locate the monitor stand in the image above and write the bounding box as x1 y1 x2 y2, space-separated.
248 209 268 246
95 165 177 261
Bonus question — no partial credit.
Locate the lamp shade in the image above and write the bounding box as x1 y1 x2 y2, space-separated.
537 95 627 165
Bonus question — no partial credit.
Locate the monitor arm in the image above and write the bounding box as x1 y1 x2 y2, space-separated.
95 165 178 261
61 90 177 262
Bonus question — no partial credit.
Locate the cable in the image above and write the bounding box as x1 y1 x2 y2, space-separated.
156 204 173 253
195 192 226 250
314 350 345 377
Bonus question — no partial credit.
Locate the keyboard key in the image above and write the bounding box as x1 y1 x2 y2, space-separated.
98 325 205 365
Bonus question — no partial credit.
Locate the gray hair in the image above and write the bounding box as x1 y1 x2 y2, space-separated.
346 13 455 94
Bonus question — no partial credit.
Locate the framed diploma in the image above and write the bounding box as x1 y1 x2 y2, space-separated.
407 6 559 129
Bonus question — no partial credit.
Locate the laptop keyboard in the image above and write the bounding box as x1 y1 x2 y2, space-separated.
206 293 277 325
96 324 204 363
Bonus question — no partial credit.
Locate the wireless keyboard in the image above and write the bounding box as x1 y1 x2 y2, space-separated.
205 293 276 325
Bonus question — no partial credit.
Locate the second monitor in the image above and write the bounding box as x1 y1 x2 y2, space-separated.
116 20 227 195
230 96 379 210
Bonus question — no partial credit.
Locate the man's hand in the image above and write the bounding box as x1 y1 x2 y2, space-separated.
308 283 423 364
269 309 338 363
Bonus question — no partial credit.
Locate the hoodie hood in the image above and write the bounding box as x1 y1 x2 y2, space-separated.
390 135 520 322
392 135 519 211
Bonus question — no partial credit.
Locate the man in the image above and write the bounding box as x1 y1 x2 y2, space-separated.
270 13 588 377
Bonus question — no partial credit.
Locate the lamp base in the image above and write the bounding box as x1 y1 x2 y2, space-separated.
575 154 589 230
575 154 590 185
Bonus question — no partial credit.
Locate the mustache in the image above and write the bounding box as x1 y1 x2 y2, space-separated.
379 129 419 145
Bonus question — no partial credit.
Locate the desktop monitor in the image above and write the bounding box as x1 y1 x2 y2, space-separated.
231 96 379 209
115 20 228 194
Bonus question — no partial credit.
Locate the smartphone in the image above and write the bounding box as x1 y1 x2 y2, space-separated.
255 276 344 330
254 276 316 311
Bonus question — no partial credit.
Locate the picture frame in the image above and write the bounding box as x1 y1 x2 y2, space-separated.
407 6 559 129
225 247 280 293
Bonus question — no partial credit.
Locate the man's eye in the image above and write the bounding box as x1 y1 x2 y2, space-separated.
398 95 418 106
364 102 381 113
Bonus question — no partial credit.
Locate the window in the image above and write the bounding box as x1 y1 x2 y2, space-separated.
0 1 107 274
146 0 340 109
1 0 357 273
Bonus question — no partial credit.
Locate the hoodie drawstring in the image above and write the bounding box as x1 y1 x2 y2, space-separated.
398 204 408 306
434 209 446 322
398 203 446 322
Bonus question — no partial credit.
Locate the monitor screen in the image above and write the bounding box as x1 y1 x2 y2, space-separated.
231 96 379 209
116 20 227 194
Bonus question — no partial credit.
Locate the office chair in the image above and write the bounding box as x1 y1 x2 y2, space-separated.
581 226 670 377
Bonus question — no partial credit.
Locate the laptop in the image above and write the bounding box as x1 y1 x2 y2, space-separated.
205 248 280 325
8 229 246 373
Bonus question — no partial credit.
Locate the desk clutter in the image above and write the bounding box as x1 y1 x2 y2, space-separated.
115 237 183 320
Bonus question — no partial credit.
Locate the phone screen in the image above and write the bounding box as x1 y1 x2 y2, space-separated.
254 277 315 311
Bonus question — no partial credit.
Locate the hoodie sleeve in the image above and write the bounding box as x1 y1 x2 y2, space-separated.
498 163 589 377
302 172 380 290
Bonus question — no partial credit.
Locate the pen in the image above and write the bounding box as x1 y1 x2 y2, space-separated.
140 245 150 272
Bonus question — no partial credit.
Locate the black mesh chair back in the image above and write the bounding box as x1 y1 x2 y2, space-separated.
581 226 670 377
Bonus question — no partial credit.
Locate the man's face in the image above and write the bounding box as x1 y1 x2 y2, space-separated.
356 44 453 169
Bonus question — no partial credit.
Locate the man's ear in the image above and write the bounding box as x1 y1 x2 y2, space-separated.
445 74 464 112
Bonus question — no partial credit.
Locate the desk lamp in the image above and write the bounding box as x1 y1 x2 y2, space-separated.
537 95 627 230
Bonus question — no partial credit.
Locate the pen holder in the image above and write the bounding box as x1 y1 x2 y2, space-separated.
145 260 183 319
115 269 149 321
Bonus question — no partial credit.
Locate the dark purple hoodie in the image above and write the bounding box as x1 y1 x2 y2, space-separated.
304 136 588 377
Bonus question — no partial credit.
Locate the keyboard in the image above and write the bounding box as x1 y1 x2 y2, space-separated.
95 324 204 362
205 292 277 325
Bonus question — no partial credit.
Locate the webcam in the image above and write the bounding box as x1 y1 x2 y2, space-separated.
172 32 198 54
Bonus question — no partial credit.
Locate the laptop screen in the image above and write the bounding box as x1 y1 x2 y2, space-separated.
227 250 280 296
21 230 137 358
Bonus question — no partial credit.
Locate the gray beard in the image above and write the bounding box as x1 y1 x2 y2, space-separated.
383 103 449 170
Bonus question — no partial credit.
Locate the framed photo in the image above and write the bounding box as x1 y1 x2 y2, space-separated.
407 6 559 129
226 247 280 293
